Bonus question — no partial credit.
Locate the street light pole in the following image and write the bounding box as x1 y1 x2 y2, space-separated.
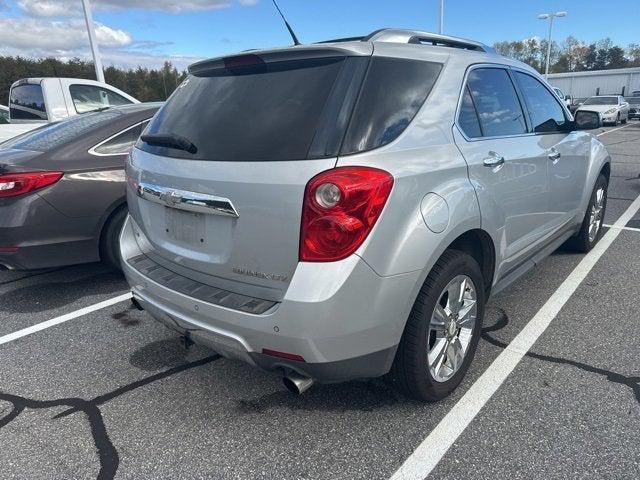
438 0 444 34
81 0 105 83
538 11 567 80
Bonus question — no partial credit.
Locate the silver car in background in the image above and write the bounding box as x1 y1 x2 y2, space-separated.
121 29 610 401
577 95 630 125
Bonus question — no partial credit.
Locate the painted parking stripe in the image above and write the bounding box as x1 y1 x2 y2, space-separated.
597 124 630 137
390 193 640 480
0 292 132 346
603 223 640 233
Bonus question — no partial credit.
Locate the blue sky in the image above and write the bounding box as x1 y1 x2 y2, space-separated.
0 0 638 69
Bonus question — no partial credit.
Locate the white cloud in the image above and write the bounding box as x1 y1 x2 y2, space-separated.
0 17 201 70
0 17 132 50
17 0 255 16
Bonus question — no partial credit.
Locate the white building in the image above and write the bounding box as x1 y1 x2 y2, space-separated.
548 67 640 99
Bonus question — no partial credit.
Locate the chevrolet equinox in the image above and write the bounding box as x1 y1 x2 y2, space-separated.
121 29 610 401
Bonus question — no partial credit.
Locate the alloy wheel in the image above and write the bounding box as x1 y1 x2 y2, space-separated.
427 275 478 382
588 187 605 243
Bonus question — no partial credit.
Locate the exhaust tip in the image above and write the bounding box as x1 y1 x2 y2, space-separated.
282 373 314 395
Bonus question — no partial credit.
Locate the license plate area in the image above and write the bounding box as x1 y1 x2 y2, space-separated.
165 207 206 246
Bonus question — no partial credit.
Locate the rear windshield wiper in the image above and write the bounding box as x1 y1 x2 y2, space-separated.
140 133 198 154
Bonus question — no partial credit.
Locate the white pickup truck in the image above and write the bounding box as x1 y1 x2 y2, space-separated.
0 77 138 142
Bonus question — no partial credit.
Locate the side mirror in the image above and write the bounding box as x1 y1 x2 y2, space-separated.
574 110 602 130
565 95 571 100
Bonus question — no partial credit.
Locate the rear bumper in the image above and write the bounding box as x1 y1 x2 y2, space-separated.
120 215 420 382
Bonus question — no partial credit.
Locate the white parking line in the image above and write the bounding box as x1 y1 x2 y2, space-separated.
603 223 640 233
0 292 132 346
597 124 630 137
390 193 640 480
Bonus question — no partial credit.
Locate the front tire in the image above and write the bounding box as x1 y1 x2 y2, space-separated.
565 174 608 253
390 250 485 401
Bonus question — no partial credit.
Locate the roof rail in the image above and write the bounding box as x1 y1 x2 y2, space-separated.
363 28 494 53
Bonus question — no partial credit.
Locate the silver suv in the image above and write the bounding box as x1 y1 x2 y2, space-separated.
121 29 610 401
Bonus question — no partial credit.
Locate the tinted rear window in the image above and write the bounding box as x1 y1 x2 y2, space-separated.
340 57 441 155
140 57 346 161
10 84 47 120
139 55 442 161
1 110 120 152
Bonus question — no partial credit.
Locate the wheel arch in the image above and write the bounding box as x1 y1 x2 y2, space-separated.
447 228 496 296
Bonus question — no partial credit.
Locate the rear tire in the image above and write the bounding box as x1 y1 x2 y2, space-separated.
565 174 608 253
390 250 485 402
100 206 127 270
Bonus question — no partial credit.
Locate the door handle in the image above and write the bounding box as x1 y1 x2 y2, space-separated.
548 150 561 162
483 152 505 167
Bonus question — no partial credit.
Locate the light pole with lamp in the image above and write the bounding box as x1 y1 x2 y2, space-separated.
538 11 567 79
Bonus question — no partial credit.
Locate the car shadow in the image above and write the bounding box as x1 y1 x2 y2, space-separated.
0 264 126 313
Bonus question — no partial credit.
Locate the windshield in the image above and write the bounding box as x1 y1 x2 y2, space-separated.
583 96 618 105
1 110 120 152
628 97 640 105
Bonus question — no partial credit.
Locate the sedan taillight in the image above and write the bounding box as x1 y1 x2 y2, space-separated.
0 172 63 198
300 166 394 262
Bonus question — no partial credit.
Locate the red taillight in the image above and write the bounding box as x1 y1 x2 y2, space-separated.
0 172 63 198
300 166 394 262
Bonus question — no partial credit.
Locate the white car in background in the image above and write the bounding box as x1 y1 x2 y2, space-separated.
0 105 9 124
577 95 629 125
553 87 572 109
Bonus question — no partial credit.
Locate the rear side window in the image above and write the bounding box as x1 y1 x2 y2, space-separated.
341 58 441 154
92 121 147 155
514 72 566 133
1 110 120 152
70 85 132 114
458 86 482 138
10 84 47 121
466 68 527 137
140 57 346 161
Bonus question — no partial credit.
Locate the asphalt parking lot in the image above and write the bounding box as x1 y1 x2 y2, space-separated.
1 122 639 480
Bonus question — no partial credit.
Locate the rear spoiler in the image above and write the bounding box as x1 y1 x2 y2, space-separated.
188 45 372 75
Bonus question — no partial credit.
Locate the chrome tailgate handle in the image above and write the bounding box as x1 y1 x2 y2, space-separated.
137 182 239 218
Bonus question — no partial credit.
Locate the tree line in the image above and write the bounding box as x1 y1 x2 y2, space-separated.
494 36 640 74
0 56 187 105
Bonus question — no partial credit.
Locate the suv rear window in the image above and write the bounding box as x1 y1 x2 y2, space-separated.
140 57 347 161
9 84 47 121
139 55 442 161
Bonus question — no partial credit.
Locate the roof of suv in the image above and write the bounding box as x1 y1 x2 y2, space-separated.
189 28 504 74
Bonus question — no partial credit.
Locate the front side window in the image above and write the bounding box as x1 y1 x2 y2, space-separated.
9 84 47 120
514 72 567 133
70 85 132 114
93 121 148 155
466 68 527 137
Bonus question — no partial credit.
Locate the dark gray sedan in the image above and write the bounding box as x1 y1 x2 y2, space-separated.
0 103 160 270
